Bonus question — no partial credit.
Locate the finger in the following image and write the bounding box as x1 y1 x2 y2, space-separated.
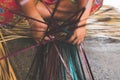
30 22 48 32
72 37 78 45
67 34 76 43
49 35 55 39
77 38 84 45
31 27 47 32
72 35 85 45
34 38 42 44
44 36 50 41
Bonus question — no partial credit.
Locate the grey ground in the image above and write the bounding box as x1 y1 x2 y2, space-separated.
84 37 120 80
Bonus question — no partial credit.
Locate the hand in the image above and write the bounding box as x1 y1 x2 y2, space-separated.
67 26 86 45
29 20 48 43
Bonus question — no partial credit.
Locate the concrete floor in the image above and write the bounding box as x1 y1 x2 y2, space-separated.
84 37 120 80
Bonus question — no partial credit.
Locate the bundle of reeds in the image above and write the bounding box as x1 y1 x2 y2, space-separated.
0 32 16 80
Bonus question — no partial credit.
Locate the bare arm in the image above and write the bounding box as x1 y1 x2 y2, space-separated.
17 0 47 43
78 0 93 26
68 0 93 45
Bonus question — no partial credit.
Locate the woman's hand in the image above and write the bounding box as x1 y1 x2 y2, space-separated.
18 0 50 43
68 26 86 45
29 20 48 43
67 0 93 45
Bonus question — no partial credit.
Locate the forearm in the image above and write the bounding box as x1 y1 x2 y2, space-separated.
78 0 93 26
68 0 93 45
17 0 47 43
17 0 45 22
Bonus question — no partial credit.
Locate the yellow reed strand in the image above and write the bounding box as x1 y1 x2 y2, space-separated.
0 32 17 80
